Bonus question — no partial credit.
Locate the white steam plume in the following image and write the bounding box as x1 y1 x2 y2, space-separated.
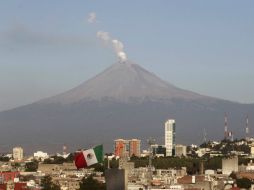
96 31 110 42
88 12 97 23
97 30 127 63
112 39 127 62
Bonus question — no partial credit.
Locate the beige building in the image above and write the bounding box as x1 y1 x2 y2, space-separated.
38 163 77 174
250 144 254 156
13 147 23 161
222 156 238 175
175 144 187 157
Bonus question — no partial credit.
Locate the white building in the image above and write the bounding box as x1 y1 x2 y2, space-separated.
33 151 49 160
165 119 176 157
13 147 23 161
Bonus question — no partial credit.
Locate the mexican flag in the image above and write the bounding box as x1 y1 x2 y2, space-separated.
75 145 103 169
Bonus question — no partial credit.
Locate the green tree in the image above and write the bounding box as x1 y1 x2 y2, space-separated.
204 157 222 170
92 163 105 172
236 178 251 189
25 160 38 172
79 175 106 190
0 156 10 162
229 172 237 180
65 153 74 162
41 175 61 190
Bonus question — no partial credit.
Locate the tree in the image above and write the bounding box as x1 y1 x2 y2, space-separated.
236 178 251 189
25 160 38 172
65 153 74 162
79 175 106 190
41 175 61 190
92 163 105 172
0 156 10 162
229 172 237 180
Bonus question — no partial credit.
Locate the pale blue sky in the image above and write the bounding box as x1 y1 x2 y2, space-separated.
0 0 254 111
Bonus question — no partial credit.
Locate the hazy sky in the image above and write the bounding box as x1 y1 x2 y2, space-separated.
0 1 254 111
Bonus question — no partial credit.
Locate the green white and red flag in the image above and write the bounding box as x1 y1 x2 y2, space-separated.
75 145 103 169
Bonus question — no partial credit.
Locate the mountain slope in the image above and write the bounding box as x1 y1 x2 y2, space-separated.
0 62 253 153
41 62 207 104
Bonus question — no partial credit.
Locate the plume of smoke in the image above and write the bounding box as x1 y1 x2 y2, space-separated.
112 39 127 62
96 31 110 42
97 30 127 63
88 12 97 23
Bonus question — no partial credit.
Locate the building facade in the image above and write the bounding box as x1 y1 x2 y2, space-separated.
152 144 166 157
222 156 238 175
114 139 129 157
12 147 23 161
33 151 49 161
165 119 176 157
114 139 141 157
129 139 141 157
175 144 187 157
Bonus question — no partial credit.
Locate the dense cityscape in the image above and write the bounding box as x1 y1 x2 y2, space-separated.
1 118 254 190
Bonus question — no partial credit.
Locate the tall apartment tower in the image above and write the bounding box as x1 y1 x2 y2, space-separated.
13 147 24 161
165 119 176 156
114 139 129 157
129 139 141 157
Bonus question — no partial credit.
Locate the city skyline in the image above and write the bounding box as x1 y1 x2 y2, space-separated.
0 1 254 111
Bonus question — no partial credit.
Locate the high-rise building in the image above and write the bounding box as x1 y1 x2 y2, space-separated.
114 139 129 157
114 139 141 157
13 147 23 161
165 119 176 156
129 139 141 157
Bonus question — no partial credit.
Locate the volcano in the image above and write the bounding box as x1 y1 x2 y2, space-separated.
0 61 253 153
42 61 207 104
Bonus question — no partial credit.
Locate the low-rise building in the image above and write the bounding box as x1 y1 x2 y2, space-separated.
175 144 187 157
33 151 49 161
222 156 238 175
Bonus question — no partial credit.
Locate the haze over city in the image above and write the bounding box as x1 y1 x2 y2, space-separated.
1 0 254 112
